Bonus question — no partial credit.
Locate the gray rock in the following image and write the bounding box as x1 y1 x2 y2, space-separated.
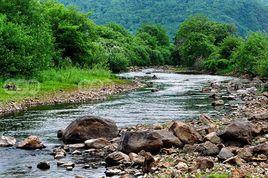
212 100 224 106
204 132 221 144
62 116 118 144
105 151 130 166
217 148 235 161
196 157 214 170
219 120 256 146
169 121 202 144
37 161 50 170
17 135 45 150
199 141 220 156
118 131 163 154
85 138 110 149
154 129 183 148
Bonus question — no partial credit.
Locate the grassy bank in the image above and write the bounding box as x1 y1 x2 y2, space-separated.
0 67 124 104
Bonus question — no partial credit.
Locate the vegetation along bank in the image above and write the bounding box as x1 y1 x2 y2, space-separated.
0 0 267 111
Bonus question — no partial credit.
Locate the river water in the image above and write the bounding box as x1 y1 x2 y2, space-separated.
0 69 233 178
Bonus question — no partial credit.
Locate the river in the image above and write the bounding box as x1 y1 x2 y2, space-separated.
0 69 233 178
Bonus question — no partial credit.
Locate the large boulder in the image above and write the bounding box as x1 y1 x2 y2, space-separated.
153 129 182 148
0 136 16 147
17 135 45 150
219 120 255 146
118 131 163 154
169 121 202 144
62 116 118 144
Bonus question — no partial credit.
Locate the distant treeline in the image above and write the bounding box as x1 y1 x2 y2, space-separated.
0 0 267 78
59 0 268 37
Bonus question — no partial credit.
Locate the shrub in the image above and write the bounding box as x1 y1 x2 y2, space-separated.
0 0 54 77
232 32 268 77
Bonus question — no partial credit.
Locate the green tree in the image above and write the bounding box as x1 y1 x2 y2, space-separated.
44 1 98 68
232 32 268 77
0 0 54 77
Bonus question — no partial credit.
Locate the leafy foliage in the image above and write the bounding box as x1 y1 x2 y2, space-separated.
232 32 268 77
59 0 268 37
0 0 54 77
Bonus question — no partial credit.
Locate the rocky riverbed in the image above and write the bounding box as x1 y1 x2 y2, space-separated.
1 74 267 178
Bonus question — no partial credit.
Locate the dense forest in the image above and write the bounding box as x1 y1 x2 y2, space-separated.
59 0 268 37
0 0 267 80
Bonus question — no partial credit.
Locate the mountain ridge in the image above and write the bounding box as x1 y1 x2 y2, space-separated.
59 0 268 37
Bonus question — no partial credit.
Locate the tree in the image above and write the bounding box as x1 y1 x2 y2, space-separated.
0 0 54 77
232 32 268 77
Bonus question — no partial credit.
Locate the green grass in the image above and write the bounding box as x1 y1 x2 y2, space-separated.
0 67 125 104
197 173 230 178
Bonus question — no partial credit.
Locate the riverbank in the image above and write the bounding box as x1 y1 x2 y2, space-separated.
0 68 145 116
31 75 267 178
99 78 267 177
1 70 267 177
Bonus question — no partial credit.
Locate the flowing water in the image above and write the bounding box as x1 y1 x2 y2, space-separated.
0 69 233 178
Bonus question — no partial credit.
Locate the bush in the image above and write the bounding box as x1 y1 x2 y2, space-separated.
202 59 230 73
232 32 268 77
44 1 98 67
0 1 54 77
108 52 129 73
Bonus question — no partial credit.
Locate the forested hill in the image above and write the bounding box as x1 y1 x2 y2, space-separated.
59 0 268 37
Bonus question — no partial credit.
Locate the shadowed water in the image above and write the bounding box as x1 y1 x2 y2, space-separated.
0 70 233 178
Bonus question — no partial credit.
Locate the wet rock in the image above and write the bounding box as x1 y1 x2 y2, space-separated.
118 131 163 154
85 138 110 149
195 157 214 170
17 135 45 150
129 152 145 165
66 166 73 171
53 147 66 159
67 143 85 149
198 141 220 156
169 121 202 144
63 162 75 168
212 100 224 106
0 136 16 147
154 129 182 148
105 151 130 166
57 161 65 167
72 150 82 155
219 121 255 146
217 148 235 161
151 88 159 92
57 129 64 139
202 87 211 93
105 168 122 176
204 132 221 144
152 75 158 79
62 116 118 144
37 161 50 170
